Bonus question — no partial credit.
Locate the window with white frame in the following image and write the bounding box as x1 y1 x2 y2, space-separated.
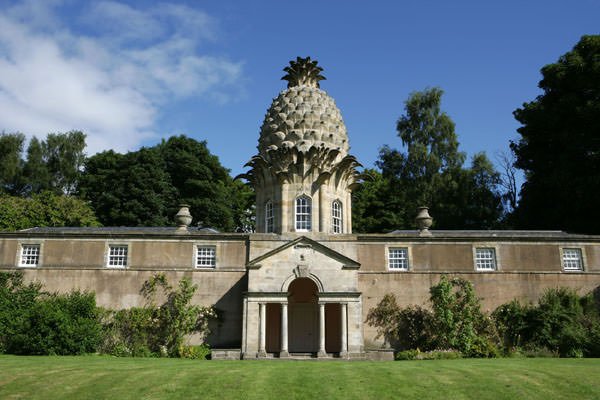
107 245 128 268
295 195 312 231
562 248 583 271
388 247 409 270
475 248 497 271
265 201 274 233
332 200 342 234
19 244 40 267
196 246 216 268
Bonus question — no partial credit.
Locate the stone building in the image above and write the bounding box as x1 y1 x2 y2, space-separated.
1 58 599 359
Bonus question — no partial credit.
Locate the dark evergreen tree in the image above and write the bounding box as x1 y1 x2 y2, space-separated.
511 35 600 234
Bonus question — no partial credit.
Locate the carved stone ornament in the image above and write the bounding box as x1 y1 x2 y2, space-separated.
415 206 433 236
294 265 310 278
175 204 192 230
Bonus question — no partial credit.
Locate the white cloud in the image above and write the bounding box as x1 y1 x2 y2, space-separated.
0 1 243 154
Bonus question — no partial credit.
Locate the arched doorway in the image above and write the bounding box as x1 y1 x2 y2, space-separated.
288 278 318 352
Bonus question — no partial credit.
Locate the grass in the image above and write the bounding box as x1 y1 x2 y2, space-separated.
1 356 600 400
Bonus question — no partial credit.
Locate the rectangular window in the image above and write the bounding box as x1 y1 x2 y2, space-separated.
196 246 216 268
20 244 40 267
295 196 312 231
107 245 128 268
562 248 583 271
388 248 409 270
332 201 342 234
265 202 274 233
475 248 496 271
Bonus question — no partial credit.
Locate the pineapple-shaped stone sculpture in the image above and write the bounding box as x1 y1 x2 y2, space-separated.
258 56 349 162
241 57 361 234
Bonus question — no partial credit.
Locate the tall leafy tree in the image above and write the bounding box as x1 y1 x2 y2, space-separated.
511 35 600 234
353 88 503 232
0 132 25 195
22 137 51 195
44 130 86 195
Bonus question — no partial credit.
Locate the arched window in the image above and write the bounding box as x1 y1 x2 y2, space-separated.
295 195 312 231
265 201 274 233
332 200 342 234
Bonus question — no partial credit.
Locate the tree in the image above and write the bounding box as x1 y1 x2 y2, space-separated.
0 132 25 195
353 88 504 232
22 137 51 195
158 135 254 231
511 35 600 234
79 135 254 231
352 169 405 233
0 191 100 231
79 149 175 226
44 131 86 195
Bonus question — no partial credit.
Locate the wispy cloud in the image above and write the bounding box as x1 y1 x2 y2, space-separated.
0 0 243 154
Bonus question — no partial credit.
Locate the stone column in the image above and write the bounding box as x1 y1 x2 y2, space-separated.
258 302 267 358
318 303 327 357
280 302 289 358
340 303 348 358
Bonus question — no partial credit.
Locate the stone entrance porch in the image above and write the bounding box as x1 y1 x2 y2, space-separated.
242 236 364 359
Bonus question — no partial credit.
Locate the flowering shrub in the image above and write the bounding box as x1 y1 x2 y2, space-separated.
101 273 217 357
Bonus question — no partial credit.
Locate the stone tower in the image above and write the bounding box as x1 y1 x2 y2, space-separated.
243 57 361 234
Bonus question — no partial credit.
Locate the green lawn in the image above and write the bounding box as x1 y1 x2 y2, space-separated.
1 356 600 400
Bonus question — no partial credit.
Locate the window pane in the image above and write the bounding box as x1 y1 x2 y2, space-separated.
475 248 496 270
388 248 408 270
265 201 274 233
108 245 128 267
20 244 40 266
563 248 583 271
332 201 342 234
295 196 312 231
196 246 216 268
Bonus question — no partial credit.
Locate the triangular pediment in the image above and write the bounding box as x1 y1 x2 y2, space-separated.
247 236 360 270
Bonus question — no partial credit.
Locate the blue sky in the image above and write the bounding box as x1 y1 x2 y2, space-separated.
0 0 598 177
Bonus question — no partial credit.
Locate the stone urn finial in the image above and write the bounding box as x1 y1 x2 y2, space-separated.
175 204 192 232
415 206 433 237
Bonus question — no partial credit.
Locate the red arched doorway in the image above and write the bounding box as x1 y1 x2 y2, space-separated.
288 278 318 352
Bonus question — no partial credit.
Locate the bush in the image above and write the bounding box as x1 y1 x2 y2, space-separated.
395 349 462 361
0 271 42 353
493 287 600 357
178 344 211 360
367 276 499 357
102 274 217 357
429 276 498 356
7 290 102 355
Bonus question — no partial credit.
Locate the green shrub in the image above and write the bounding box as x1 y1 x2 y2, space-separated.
493 287 600 357
178 344 211 360
0 271 42 353
395 349 462 360
8 290 102 355
429 276 497 356
102 274 217 357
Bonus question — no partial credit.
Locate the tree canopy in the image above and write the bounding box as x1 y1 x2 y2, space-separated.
79 135 254 231
0 131 86 196
511 35 600 234
353 88 504 232
0 191 100 231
